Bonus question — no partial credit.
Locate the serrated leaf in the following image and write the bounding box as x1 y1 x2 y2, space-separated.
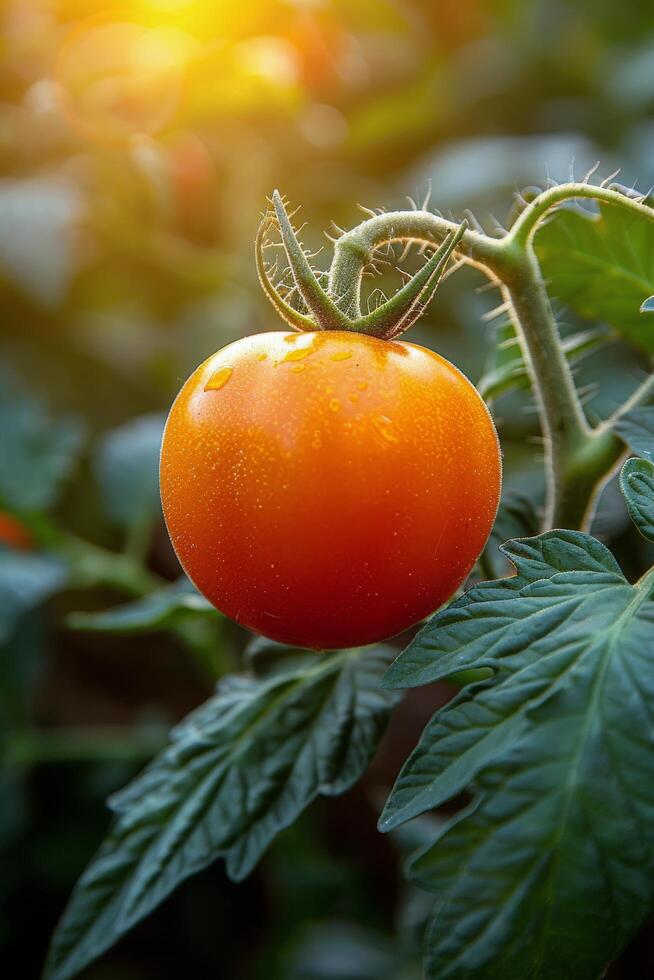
380 529 654 979
536 201 654 352
66 577 217 633
0 547 67 645
614 403 654 461
382 529 619 691
94 414 165 529
44 646 401 980
482 492 540 577
0 384 84 513
620 457 654 541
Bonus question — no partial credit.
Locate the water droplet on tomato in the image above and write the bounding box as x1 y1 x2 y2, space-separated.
204 367 233 391
373 415 399 444
357 381 368 391
256 352 268 361
329 398 341 412
330 350 352 361
290 363 306 373
282 347 312 363
348 392 359 403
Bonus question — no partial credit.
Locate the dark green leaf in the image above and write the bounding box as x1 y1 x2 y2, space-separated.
620 457 654 541
0 384 83 513
94 414 165 529
380 529 654 978
536 201 654 352
66 577 217 634
482 492 540 577
44 646 401 980
615 403 654 460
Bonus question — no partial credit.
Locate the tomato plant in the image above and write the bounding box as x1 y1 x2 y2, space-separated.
11 170 654 980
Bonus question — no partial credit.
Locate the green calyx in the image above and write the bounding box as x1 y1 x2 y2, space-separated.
256 189 466 340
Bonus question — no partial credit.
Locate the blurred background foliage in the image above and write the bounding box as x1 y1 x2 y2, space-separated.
2 0 654 976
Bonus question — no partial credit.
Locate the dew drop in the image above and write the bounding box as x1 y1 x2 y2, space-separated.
256 352 268 361
329 398 341 412
348 392 359 403
330 350 352 361
290 363 306 373
312 430 322 449
373 415 400 444
204 367 233 391
357 381 368 391
282 347 312 363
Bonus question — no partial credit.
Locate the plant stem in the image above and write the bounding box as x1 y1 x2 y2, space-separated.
329 210 506 317
498 245 595 528
508 181 654 248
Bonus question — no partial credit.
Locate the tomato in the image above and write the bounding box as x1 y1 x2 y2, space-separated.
160 331 501 650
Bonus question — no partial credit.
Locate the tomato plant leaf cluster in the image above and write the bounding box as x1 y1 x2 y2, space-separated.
43 644 401 980
379 465 654 979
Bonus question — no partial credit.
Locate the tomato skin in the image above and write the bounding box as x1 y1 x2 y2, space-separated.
160 331 501 650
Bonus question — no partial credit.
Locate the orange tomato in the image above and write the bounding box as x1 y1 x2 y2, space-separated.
160 331 501 650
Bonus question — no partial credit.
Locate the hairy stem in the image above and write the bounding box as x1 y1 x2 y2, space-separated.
507 180 654 248
499 246 594 528
329 210 506 317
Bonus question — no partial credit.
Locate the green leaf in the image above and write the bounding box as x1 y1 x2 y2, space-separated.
482 492 540 578
44 646 401 980
620 457 654 541
535 201 654 352
66 577 217 634
615 404 654 460
380 529 654 979
0 383 84 513
0 547 67 645
478 322 611 400
93 414 165 529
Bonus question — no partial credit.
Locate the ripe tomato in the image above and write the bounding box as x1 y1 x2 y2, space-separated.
160 331 501 650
